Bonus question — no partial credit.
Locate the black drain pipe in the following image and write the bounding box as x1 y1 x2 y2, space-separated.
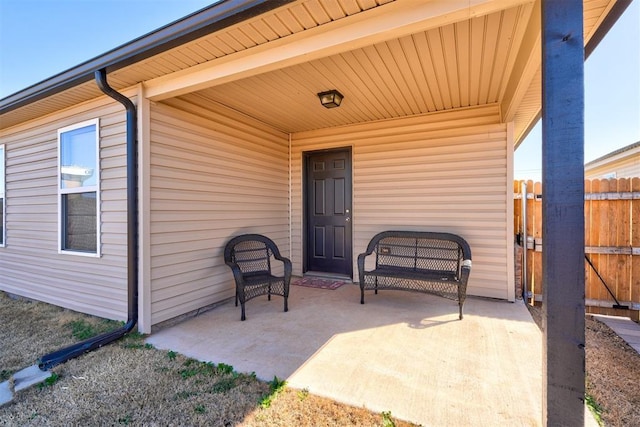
39 69 138 370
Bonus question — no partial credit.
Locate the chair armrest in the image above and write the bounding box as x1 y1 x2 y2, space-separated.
225 262 245 285
357 252 370 285
271 253 292 281
459 260 472 286
282 257 293 282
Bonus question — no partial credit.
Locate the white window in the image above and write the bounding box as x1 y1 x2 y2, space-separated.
0 145 5 247
58 119 100 255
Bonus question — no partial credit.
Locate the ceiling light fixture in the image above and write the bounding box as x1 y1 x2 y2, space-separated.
317 90 344 108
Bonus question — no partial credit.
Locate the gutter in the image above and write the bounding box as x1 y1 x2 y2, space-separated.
38 69 138 370
0 0 296 115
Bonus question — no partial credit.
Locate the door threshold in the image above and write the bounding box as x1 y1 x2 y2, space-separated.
304 271 352 282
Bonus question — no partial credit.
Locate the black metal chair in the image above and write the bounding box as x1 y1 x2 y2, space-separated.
223 234 292 321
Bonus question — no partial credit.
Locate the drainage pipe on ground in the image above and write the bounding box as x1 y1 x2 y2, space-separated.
38 69 138 370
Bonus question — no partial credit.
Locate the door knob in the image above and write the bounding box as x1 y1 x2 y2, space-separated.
345 217 351 222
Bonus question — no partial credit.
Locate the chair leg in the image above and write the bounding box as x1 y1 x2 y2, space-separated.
459 303 463 320
284 296 288 313
241 303 246 321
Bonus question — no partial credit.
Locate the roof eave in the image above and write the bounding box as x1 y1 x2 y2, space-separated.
513 0 633 149
584 140 640 167
0 0 296 115
584 0 633 58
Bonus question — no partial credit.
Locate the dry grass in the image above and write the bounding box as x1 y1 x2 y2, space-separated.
0 292 416 426
7 291 638 426
527 304 640 427
0 292 120 382
585 318 640 427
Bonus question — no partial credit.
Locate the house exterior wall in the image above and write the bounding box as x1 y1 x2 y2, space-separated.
147 95 290 326
0 96 130 320
291 104 514 300
584 151 640 179
0 92 514 326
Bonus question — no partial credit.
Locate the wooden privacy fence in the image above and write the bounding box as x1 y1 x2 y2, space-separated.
514 178 640 321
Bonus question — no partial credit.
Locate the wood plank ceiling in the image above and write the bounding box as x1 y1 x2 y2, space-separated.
0 0 621 138
192 3 533 133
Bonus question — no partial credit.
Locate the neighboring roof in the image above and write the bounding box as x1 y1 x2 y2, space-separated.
585 141 640 168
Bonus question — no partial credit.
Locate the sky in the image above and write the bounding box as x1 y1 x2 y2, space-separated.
515 0 640 181
1 0 639 182
0 0 215 95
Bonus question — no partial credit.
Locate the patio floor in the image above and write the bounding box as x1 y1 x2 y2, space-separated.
146 282 567 426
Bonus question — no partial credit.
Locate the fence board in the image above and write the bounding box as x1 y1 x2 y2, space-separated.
585 180 602 299
618 179 631 305
584 179 593 304
598 179 611 304
515 178 639 321
632 178 640 317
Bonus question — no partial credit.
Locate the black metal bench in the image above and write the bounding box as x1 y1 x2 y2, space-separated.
224 234 292 321
358 231 472 319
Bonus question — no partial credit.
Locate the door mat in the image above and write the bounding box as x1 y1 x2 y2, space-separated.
292 277 345 290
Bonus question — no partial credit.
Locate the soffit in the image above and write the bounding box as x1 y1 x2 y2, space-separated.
0 0 621 133
106 0 395 89
191 3 534 133
1 0 393 129
512 0 621 145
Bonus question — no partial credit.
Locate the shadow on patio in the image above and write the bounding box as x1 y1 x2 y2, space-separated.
147 283 543 426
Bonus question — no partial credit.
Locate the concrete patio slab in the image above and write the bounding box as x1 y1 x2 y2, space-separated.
146 283 584 426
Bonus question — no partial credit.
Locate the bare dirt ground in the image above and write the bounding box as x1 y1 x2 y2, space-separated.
527 304 640 427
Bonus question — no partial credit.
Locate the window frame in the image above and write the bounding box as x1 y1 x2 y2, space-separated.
0 144 5 248
57 118 101 257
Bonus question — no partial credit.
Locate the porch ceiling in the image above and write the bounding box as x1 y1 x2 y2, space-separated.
0 0 622 141
189 3 534 133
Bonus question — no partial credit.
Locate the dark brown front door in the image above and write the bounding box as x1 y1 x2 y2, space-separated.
304 148 352 277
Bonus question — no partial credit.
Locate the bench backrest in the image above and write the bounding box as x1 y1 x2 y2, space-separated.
370 231 471 275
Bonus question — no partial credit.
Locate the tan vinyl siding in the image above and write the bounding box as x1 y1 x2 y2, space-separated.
149 95 289 325
0 98 129 320
291 104 513 300
585 156 640 179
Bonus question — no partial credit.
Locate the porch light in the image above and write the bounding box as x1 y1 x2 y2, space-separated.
317 90 344 108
